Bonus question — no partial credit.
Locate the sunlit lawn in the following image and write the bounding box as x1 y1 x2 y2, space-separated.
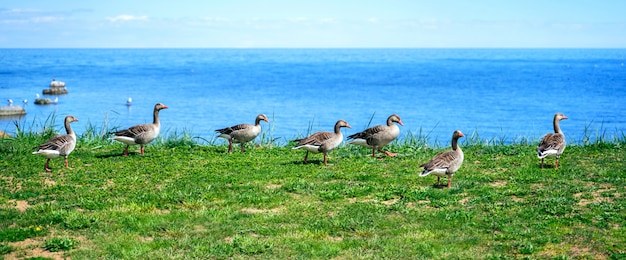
1 129 625 259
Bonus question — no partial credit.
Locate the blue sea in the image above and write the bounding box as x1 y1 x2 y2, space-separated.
1 48 625 146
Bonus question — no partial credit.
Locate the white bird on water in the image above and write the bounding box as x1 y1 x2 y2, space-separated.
126 97 132 106
7 99 13 106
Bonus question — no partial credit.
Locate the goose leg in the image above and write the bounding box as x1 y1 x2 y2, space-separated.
437 176 440 186
323 153 328 165
123 145 130 156
44 158 52 172
555 158 560 169
540 158 544 169
371 148 376 157
303 151 309 164
140 145 145 156
240 143 245 153
64 157 69 168
447 176 452 188
379 149 397 157
227 139 233 153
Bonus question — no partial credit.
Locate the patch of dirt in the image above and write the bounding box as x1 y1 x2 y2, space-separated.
44 178 57 187
575 187 618 207
241 206 284 214
8 199 29 212
6 238 66 260
326 236 343 241
490 181 507 187
140 236 154 242
511 196 524 202
194 225 206 233
265 184 282 189
154 209 170 214
382 198 399 205
2 176 22 192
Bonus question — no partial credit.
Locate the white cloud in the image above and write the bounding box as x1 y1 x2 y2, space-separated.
106 15 148 22
0 8 63 24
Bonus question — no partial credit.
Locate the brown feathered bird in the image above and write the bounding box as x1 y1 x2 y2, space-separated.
347 114 403 157
537 113 568 169
32 115 79 171
292 120 351 165
215 114 269 153
111 103 168 156
419 130 465 188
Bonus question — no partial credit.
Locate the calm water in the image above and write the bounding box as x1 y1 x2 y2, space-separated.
1 48 625 146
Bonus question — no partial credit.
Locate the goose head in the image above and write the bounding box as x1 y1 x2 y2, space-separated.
554 113 568 121
155 103 168 111
66 115 79 124
334 119 352 132
388 114 404 126
256 114 270 124
453 130 464 139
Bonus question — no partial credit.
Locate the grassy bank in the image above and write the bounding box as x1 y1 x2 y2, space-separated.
0 125 625 259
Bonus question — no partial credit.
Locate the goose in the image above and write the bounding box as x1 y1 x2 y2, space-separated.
292 119 351 165
419 130 465 188
126 97 132 106
347 114 404 157
32 115 79 171
111 103 168 156
537 113 568 169
215 114 270 153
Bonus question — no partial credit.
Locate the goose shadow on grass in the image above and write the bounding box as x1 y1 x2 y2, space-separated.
96 151 140 158
285 159 329 166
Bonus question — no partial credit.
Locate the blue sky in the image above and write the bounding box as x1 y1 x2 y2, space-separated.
1 0 625 48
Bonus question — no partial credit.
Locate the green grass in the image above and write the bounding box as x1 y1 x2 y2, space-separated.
1 124 625 259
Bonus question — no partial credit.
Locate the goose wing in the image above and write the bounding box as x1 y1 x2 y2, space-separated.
115 124 154 138
215 123 252 135
36 134 75 154
347 125 385 141
420 150 459 172
537 133 565 153
294 131 334 147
